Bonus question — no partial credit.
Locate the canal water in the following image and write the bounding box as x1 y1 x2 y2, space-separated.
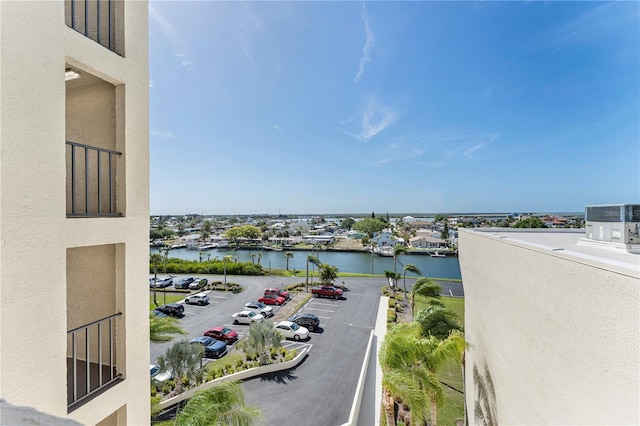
150 247 462 280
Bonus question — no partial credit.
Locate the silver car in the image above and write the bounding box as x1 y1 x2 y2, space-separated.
244 301 274 317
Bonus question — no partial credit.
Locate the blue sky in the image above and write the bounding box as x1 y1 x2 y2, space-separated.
149 1 639 215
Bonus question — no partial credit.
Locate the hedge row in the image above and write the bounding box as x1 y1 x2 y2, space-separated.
150 258 265 276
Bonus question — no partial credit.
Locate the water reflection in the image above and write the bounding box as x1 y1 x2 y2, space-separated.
150 247 462 280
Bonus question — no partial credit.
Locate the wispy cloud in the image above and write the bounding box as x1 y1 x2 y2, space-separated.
530 2 637 52
463 143 485 160
353 2 375 84
149 4 194 66
344 95 398 140
149 79 154 88
150 130 175 139
270 124 282 131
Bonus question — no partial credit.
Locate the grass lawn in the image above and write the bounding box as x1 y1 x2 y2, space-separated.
414 294 465 425
149 293 185 311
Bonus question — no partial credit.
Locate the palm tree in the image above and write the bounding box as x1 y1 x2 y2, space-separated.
250 253 256 264
415 304 462 340
156 339 204 395
240 320 283 365
150 253 163 307
411 277 442 318
402 264 421 297
393 244 409 277
370 241 378 275
384 270 401 297
257 251 262 265
223 255 233 286
318 263 339 285
306 255 320 292
174 382 263 426
379 323 465 426
149 314 186 342
284 251 293 271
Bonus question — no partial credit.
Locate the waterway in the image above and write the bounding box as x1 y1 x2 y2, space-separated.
150 247 462 280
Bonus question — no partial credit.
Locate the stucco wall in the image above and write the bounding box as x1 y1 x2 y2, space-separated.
460 229 639 425
0 1 149 425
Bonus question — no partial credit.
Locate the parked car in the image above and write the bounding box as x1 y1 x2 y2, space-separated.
151 276 173 288
150 364 172 383
190 336 228 359
174 276 195 289
311 285 343 299
155 303 184 317
274 320 309 341
288 313 320 332
244 301 274 317
151 309 167 318
189 278 208 290
204 326 238 344
258 293 286 306
231 310 264 325
185 292 209 306
264 287 290 300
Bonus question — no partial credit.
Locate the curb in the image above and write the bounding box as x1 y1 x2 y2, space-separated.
157 346 310 410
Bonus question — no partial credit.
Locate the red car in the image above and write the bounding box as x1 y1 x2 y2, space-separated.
258 293 286 306
264 287 290 300
204 326 238 344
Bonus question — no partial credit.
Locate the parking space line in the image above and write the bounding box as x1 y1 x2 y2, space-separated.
308 301 339 307
208 295 230 299
312 315 331 319
305 307 335 313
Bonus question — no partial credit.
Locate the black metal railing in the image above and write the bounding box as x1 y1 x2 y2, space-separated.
66 141 121 217
67 312 123 411
65 0 119 54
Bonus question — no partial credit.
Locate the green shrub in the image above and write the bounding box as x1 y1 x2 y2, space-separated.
387 309 397 323
382 286 390 296
388 299 397 308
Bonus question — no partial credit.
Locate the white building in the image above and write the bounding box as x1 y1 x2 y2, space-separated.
459 206 639 425
0 1 150 425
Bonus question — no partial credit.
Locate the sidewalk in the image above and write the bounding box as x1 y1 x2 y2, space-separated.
345 295 388 426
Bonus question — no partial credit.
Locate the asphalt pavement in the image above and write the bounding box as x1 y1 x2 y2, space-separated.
150 275 465 425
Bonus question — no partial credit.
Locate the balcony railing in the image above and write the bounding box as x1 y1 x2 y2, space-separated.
67 312 122 412
66 141 122 218
65 0 122 55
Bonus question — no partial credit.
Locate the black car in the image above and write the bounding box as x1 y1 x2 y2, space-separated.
174 277 195 289
190 336 228 359
288 313 320 332
156 303 184 317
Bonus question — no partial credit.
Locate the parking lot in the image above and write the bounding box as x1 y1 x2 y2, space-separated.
150 275 464 425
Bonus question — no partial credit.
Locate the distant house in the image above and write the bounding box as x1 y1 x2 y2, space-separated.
409 220 433 229
347 230 366 239
409 235 447 249
372 231 397 247
268 236 301 246
302 235 334 245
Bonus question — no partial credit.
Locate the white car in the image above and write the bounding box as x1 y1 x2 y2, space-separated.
274 320 309 341
185 292 209 306
150 364 172 383
231 310 265 325
244 301 274 317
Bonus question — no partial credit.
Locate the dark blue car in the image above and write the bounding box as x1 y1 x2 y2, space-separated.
190 336 228 359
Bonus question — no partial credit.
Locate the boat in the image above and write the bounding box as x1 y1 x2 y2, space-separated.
430 251 446 257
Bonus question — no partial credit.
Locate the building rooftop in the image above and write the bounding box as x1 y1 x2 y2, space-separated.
463 228 640 277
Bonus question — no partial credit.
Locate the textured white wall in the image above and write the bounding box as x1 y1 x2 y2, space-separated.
460 229 640 425
0 1 149 425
